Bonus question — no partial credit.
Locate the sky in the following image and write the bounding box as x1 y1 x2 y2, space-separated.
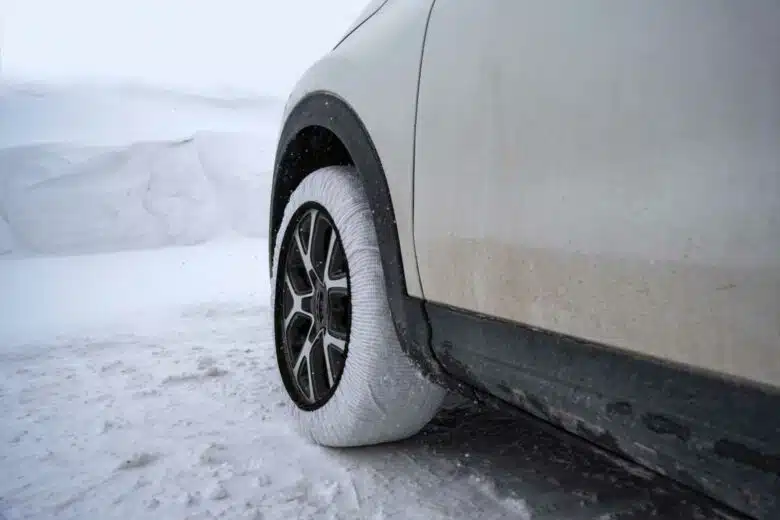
1 0 369 96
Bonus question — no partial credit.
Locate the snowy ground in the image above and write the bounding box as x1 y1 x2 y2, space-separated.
0 84 738 519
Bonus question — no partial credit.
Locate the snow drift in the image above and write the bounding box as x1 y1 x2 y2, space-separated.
0 133 274 256
0 81 283 256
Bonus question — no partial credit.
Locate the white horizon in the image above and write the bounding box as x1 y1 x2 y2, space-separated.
1 0 369 96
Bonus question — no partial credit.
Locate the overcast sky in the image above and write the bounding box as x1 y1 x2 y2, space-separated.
1 0 369 95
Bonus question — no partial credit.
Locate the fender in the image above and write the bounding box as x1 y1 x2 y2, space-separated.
270 91 459 388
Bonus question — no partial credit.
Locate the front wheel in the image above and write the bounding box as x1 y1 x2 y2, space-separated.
271 165 446 447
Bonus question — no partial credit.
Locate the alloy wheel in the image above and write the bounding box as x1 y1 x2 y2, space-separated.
277 204 351 409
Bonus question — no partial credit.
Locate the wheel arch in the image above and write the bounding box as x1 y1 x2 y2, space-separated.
270 91 447 383
270 92 388 279
270 121 353 263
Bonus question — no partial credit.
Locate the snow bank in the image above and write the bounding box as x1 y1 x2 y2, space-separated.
0 81 284 256
0 81 283 148
0 132 275 256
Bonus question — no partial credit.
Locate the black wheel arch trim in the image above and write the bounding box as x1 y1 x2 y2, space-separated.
270 91 464 390
425 300 780 520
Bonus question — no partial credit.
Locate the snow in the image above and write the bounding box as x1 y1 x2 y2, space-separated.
0 81 536 519
0 82 735 519
0 83 280 256
0 236 266 344
0 237 538 519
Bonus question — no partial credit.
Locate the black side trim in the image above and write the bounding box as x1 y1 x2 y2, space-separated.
425 301 780 520
270 92 461 387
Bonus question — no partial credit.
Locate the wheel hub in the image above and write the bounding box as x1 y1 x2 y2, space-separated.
312 280 328 332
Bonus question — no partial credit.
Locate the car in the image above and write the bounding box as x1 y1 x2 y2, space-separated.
268 1 780 518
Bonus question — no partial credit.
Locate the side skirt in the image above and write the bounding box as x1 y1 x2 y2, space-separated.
424 300 780 520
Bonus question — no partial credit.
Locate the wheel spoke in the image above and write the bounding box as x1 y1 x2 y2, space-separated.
294 208 318 281
324 331 346 354
283 274 313 329
323 229 348 291
292 328 315 376
293 328 322 402
322 340 335 388
304 359 315 402
297 357 314 403
322 331 346 387
326 276 348 291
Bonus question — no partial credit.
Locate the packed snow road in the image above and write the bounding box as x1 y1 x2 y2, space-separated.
0 243 742 520
0 83 741 519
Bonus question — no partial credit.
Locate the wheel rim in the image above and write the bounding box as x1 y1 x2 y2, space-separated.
277 204 351 409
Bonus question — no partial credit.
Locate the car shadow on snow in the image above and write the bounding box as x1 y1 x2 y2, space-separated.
395 396 744 520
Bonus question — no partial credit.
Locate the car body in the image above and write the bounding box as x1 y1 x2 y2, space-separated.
270 1 780 518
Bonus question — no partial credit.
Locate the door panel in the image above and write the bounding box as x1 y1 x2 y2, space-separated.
414 1 780 387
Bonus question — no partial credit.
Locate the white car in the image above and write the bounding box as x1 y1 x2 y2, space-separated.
269 2 780 518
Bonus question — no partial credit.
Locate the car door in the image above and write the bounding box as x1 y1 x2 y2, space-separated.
413 1 780 388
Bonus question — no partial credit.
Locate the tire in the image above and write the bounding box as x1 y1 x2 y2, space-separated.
271 165 446 447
